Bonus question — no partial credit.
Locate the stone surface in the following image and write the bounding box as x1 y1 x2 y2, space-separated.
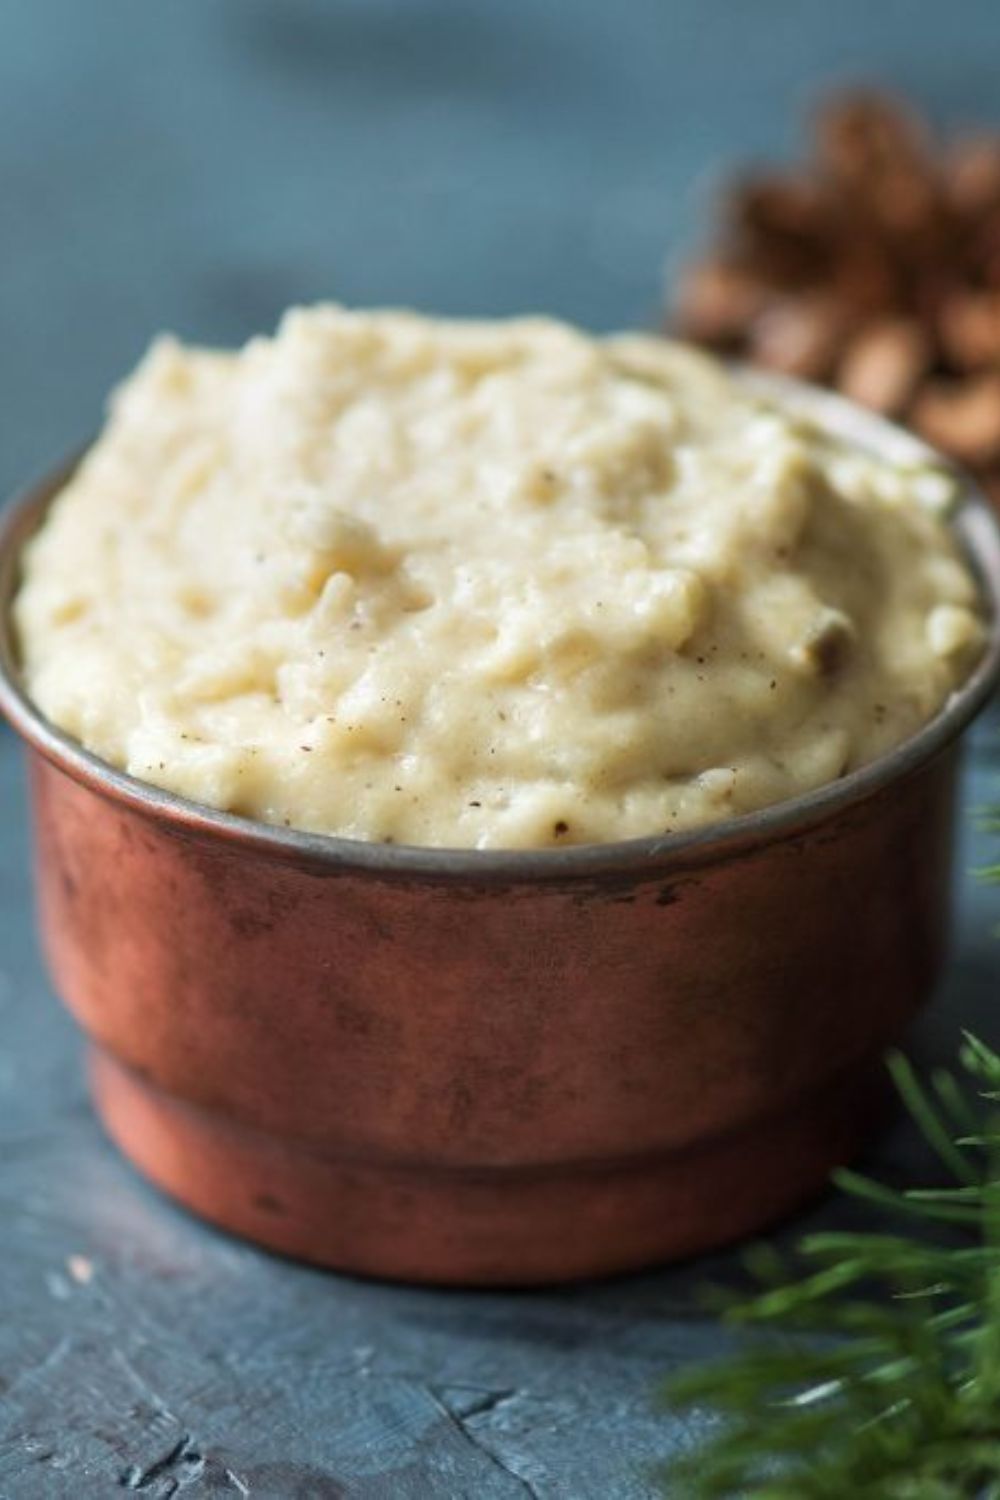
2 3 1000 1494
0 708 996 1500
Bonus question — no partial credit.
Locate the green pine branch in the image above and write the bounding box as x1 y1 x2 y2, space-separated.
660 1036 1000 1499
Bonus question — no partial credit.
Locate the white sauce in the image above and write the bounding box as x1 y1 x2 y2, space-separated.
15 306 984 848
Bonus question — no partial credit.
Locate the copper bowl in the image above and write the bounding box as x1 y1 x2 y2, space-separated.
2 376 999 1285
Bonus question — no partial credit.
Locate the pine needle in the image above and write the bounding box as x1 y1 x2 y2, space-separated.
660 1036 1000 1498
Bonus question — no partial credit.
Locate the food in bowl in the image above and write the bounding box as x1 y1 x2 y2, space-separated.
14 305 985 852
3 343 999 1283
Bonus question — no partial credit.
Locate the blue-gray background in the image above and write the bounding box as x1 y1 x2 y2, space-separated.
3 5 1000 1496
4 0 1000 500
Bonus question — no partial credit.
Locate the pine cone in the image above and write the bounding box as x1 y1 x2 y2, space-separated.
671 89 1000 501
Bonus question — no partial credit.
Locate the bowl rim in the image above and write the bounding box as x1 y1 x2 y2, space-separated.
2 369 1000 883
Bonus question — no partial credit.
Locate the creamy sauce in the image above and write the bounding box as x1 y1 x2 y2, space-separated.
15 306 984 848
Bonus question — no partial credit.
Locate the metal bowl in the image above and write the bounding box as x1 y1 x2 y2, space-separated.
2 375 999 1285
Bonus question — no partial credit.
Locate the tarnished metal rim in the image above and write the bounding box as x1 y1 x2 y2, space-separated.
2 370 999 882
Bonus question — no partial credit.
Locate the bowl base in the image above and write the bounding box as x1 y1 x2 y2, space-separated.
90 1046 889 1286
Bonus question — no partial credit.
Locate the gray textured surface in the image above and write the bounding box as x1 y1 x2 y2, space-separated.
2 3 1000 1495
5 0 1000 501
0 726 997 1499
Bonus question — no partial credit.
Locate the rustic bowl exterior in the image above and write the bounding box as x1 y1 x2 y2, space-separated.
32 743 953 1283
3 379 999 1284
